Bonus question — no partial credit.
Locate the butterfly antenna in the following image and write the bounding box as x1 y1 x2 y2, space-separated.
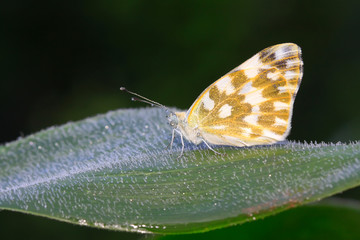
120 87 169 110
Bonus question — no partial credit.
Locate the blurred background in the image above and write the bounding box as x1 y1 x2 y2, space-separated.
1 0 360 239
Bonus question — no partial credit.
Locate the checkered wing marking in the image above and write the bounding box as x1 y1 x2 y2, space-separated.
186 43 303 146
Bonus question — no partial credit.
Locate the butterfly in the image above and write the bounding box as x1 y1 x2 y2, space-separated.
121 43 303 157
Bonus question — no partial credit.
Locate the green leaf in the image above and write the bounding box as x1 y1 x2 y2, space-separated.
1 108 360 234
156 198 360 240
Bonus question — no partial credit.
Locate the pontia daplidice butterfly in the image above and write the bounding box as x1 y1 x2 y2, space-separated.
121 43 303 157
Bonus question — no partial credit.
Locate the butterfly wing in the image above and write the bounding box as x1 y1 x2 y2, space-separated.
186 43 303 146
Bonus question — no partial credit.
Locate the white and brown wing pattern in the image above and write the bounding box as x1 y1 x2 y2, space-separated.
186 43 303 146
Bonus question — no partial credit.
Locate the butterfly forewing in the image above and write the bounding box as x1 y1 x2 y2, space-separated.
233 43 303 99
186 43 303 146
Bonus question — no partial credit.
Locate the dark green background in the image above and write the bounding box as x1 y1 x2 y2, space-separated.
1 0 360 239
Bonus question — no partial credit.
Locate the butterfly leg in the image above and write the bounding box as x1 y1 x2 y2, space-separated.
176 129 185 159
165 128 176 150
202 139 224 156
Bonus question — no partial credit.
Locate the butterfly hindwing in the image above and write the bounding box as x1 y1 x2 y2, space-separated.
185 43 303 146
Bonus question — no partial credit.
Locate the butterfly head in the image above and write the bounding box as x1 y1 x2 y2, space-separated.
167 112 179 128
